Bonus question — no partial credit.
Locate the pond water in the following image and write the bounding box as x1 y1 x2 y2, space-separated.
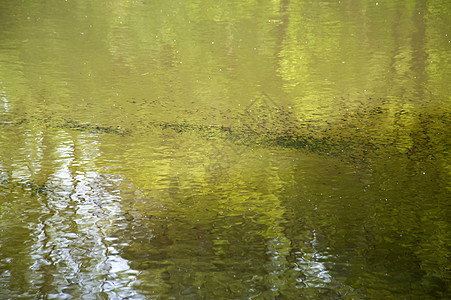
0 0 450 298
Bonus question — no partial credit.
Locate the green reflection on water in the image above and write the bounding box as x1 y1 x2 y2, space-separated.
0 0 450 298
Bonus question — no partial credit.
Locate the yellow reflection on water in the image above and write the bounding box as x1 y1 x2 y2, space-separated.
0 0 449 298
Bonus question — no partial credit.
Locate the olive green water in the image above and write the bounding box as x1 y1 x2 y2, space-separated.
0 0 450 298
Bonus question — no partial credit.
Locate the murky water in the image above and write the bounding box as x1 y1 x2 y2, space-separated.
0 0 450 298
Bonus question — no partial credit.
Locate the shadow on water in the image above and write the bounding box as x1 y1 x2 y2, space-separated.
4 92 447 162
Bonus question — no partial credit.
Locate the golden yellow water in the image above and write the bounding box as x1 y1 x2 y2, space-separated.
0 0 450 298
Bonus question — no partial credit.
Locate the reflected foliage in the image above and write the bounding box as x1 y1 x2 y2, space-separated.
0 0 449 298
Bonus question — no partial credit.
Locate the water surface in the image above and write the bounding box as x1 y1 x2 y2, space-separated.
0 0 450 298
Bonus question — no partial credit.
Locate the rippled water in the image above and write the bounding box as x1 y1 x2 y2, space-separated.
0 0 450 298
